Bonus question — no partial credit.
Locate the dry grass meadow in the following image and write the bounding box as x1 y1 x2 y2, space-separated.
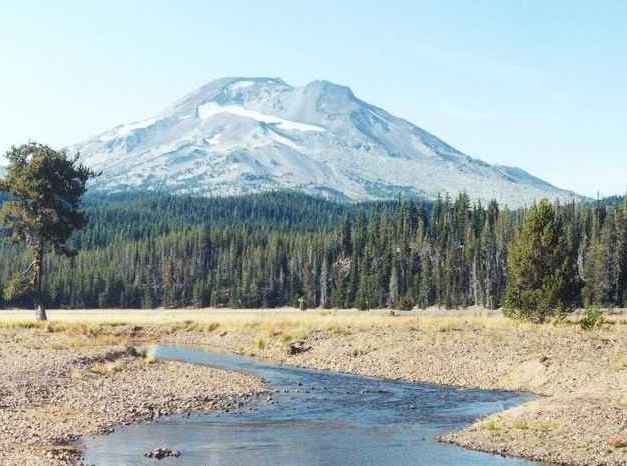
2 306 625 339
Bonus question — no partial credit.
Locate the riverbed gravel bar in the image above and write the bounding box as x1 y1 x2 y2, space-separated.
0 326 266 466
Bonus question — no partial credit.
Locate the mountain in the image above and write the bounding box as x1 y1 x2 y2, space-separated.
72 77 581 207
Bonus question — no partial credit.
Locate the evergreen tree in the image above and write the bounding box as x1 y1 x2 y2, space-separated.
504 200 581 321
388 257 399 308
319 255 330 308
0 143 97 320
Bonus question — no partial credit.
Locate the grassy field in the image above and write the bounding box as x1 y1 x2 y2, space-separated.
2 306 626 365
1 307 626 347
3 306 625 328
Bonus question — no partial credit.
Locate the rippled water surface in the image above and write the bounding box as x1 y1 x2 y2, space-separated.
82 346 539 466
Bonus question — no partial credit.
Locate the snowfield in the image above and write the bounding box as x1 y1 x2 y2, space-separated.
197 102 325 132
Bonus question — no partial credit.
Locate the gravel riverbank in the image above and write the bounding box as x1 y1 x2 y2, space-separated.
162 310 627 466
0 326 266 466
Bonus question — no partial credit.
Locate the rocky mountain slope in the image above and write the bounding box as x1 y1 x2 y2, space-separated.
72 77 580 207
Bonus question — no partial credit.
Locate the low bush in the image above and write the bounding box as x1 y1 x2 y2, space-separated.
580 307 605 330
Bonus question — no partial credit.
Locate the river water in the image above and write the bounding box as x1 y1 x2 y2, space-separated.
81 346 539 466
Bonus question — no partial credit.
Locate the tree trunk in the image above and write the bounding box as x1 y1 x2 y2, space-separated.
33 243 47 321
36 304 47 321
472 254 479 306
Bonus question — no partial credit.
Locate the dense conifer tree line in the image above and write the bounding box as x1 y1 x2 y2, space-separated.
0 191 625 310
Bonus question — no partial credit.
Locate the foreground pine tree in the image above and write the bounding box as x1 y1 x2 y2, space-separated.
0 143 97 320
504 199 581 321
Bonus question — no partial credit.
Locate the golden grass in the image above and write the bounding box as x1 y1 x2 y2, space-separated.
511 419 558 432
609 353 627 371
480 418 501 432
480 416 558 433
253 337 267 350
1 307 626 343
88 359 128 375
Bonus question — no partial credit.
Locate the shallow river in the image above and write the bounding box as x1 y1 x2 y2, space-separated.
81 346 539 466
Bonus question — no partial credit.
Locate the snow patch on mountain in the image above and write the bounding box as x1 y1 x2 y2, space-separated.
197 102 325 132
229 80 255 91
98 117 159 142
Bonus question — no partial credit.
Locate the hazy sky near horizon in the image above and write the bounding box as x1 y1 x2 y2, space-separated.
1 1 625 197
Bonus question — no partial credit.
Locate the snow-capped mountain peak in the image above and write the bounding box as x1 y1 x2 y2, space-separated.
72 77 580 206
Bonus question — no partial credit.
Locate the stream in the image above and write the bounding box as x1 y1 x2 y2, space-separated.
81 346 540 465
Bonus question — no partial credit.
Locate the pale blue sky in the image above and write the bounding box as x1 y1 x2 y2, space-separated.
1 1 625 196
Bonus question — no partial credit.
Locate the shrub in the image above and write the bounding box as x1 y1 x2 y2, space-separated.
580 307 605 330
397 295 415 311
481 418 500 431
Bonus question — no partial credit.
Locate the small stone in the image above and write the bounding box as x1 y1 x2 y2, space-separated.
287 341 310 355
608 431 627 448
144 447 182 459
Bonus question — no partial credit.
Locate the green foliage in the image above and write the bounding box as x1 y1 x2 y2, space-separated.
579 307 605 330
3 270 31 300
0 143 98 317
504 200 582 322
0 143 98 255
583 196 627 307
0 188 624 314
397 295 415 311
